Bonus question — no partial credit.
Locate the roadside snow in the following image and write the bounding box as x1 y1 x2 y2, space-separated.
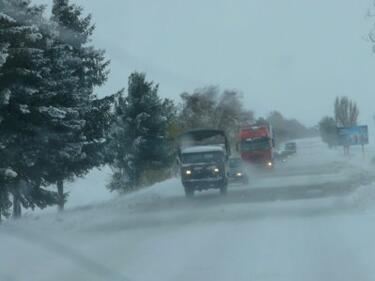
3 137 375 281
64 166 114 209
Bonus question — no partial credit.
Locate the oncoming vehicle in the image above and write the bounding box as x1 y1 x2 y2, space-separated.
238 124 274 169
273 149 288 163
177 129 230 197
228 157 249 185
284 142 297 155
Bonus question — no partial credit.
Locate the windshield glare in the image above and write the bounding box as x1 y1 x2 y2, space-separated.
241 138 270 151
182 152 224 164
229 159 242 168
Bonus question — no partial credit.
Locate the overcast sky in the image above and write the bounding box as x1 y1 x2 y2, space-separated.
36 0 375 127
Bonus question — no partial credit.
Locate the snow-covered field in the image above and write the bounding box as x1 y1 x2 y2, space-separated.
2 138 375 281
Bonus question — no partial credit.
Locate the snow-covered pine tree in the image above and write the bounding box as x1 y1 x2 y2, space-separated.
0 0 59 217
108 73 173 192
0 0 112 217
0 168 13 222
0 1 12 220
82 93 120 169
44 0 110 210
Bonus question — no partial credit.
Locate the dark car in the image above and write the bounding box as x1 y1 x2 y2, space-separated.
273 149 288 162
284 142 297 155
228 157 249 185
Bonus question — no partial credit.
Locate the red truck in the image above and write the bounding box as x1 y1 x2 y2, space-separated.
238 124 274 168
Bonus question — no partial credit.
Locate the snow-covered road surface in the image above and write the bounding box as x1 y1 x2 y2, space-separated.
2 138 375 281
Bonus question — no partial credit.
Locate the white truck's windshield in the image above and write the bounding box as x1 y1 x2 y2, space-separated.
182 151 224 164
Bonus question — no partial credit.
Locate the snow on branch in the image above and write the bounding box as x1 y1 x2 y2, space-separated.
19 104 31 114
0 89 11 106
0 13 16 24
4 168 18 179
39 106 67 119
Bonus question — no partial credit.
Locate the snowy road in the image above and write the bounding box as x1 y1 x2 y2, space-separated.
2 138 375 281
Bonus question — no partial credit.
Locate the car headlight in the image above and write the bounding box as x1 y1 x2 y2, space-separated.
267 162 273 167
214 168 220 173
236 172 242 176
185 170 192 175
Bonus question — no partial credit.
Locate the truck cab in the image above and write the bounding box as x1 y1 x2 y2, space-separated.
238 124 274 168
177 129 230 197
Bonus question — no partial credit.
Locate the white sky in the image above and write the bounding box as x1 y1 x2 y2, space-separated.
36 0 375 127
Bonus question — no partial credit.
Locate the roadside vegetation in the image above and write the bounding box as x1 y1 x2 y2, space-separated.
0 0 320 220
319 96 359 149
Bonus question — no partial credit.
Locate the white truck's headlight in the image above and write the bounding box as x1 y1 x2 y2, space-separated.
236 172 242 176
186 170 192 175
214 168 220 173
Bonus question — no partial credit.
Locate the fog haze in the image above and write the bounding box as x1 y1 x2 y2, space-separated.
5 2 375 279
36 0 375 126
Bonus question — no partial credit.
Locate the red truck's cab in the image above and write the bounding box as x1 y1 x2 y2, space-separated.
238 125 274 168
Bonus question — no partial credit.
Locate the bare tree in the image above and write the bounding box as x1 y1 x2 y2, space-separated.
334 96 359 127
179 86 219 130
214 90 253 141
178 87 254 148
334 96 359 155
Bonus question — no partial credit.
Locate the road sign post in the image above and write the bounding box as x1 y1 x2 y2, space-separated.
362 143 365 160
337 125 369 158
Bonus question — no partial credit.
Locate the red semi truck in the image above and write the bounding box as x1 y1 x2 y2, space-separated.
238 124 274 168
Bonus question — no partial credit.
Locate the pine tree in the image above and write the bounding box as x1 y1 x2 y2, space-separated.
45 0 110 210
0 168 14 222
0 0 60 217
108 73 173 192
0 2 11 190
0 3 12 220
0 0 112 217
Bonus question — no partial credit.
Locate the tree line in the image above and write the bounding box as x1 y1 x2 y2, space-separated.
0 0 315 220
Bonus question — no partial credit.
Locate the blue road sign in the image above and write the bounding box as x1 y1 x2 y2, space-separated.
337 125 368 146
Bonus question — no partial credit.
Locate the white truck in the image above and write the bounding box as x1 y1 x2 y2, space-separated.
177 129 231 197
